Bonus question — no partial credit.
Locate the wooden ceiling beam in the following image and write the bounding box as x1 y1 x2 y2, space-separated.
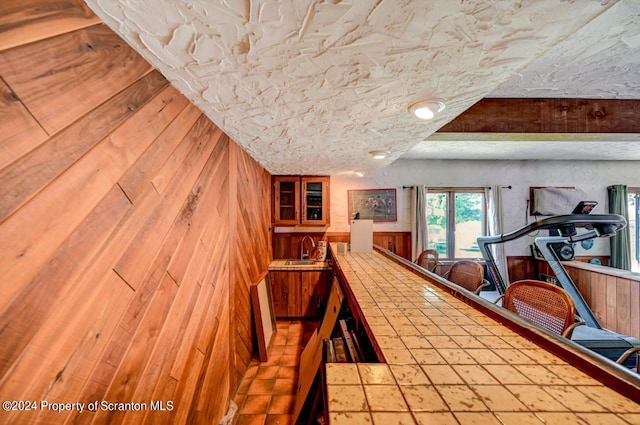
439 98 640 133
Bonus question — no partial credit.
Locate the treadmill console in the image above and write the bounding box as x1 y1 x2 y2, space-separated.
572 201 598 214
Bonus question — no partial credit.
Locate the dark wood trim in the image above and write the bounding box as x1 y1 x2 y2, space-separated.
439 98 640 133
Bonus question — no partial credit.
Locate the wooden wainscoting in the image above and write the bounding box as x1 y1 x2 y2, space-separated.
272 231 412 261
539 262 640 340
0 2 271 424
507 257 637 340
506 256 537 283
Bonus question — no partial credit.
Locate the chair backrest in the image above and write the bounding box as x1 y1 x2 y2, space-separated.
416 249 439 272
503 279 576 336
446 261 485 293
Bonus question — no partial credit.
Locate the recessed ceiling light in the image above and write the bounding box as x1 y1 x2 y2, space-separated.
408 98 446 120
369 150 389 159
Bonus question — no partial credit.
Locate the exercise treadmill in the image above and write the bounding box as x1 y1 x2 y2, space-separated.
477 207 640 369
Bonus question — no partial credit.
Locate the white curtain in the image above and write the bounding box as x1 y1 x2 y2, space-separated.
411 185 428 261
485 186 510 284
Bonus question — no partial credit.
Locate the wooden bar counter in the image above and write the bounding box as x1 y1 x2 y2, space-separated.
325 245 640 425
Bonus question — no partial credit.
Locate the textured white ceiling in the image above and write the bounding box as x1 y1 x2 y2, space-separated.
489 0 640 99
85 0 638 175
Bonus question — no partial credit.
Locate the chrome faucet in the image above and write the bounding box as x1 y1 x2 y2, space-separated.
300 235 316 260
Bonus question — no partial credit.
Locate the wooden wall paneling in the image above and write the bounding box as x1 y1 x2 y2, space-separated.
0 78 48 170
631 281 640 340
0 185 130 379
615 278 631 337
163 231 220 413
165 131 229 285
112 118 219 290
232 145 273 383
197 224 231 354
0 85 187 309
143 376 179 425
605 275 618 330
572 268 591 305
197 208 230 298
69 185 198 421
539 261 551 277
506 256 532 282
189 306 231 424
271 231 411 260
118 103 203 203
589 273 608 326
271 232 294 260
562 264 640 340
122 274 202 424
0 24 153 135
91 272 179 425
4 270 133 424
171 348 205 425
373 232 412 260
187 259 232 423
0 70 169 223
169 271 213 380
0 0 101 51
150 121 222 197
229 136 240 393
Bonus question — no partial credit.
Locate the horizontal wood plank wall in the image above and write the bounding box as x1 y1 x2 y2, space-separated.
0 2 271 424
272 232 412 260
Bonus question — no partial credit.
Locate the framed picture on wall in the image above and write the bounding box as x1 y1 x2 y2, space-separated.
348 188 397 222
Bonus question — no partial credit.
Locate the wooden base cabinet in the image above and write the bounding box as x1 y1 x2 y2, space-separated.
270 270 330 318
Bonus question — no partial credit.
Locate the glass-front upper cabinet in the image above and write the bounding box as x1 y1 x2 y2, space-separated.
273 177 300 226
272 176 330 226
301 177 329 226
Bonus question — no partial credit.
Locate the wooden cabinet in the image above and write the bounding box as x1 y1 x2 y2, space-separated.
301 271 330 317
271 271 300 317
270 270 330 318
300 177 329 226
273 176 330 226
273 177 300 226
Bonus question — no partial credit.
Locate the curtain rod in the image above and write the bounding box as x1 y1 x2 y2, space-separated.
402 185 512 189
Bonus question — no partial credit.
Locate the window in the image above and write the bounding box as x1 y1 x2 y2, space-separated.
629 188 640 272
426 189 486 259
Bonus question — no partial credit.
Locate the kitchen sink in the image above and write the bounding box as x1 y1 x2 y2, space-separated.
285 259 317 265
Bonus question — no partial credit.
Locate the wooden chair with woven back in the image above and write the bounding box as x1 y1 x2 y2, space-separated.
495 279 583 338
415 249 442 273
443 260 491 295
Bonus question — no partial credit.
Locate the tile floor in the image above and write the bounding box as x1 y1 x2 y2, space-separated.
233 320 317 425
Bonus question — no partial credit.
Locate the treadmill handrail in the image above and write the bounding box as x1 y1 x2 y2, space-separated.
495 214 626 243
477 213 627 295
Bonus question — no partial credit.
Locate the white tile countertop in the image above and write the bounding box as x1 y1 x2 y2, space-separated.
326 245 640 425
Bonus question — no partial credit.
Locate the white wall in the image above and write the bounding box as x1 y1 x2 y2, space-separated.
327 159 640 257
